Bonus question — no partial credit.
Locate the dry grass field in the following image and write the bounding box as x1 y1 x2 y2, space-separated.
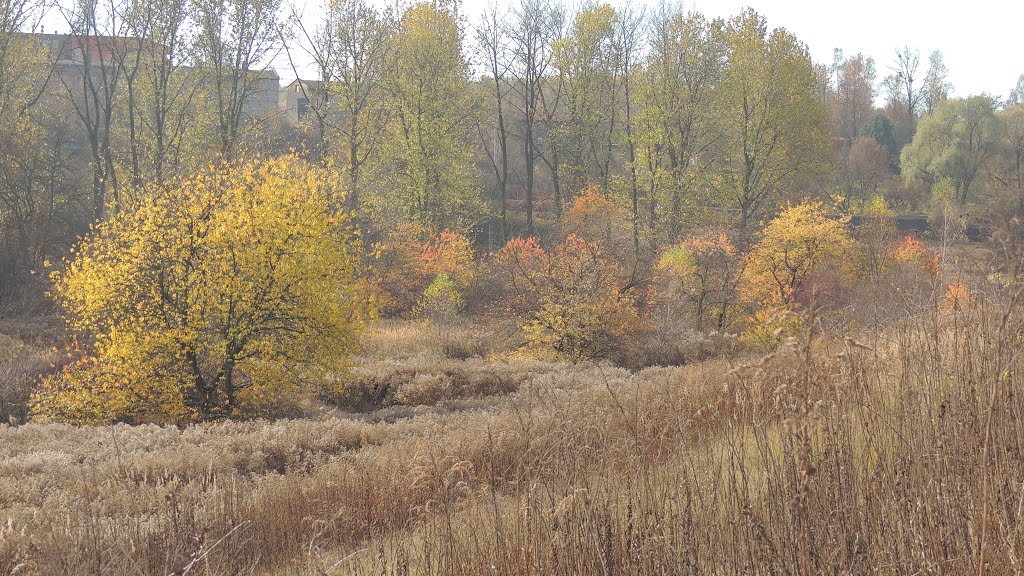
2 0 1023 571
1 296 1022 575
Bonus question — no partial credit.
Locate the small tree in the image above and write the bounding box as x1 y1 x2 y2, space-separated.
370 224 431 316
415 273 465 323
854 195 900 280
493 234 639 362
741 201 855 307
525 236 639 362
657 231 742 331
490 236 548 316
892 234 941 281
34 155 370 424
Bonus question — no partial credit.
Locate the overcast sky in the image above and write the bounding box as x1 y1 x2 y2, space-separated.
687 0 1022 100
435 0 1022 101
41 0 1023 100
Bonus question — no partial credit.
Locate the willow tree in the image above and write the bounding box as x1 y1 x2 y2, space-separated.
901 95 1003 205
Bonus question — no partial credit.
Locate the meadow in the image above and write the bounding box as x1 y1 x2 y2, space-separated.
2 284 1022 575
2 0 1024 572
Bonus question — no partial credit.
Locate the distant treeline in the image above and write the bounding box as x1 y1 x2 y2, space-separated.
0 0 1022 310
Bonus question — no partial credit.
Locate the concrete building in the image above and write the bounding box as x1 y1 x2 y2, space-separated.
279 79 323 127
31 32 149 66
246 69 282 120
23 32 282 122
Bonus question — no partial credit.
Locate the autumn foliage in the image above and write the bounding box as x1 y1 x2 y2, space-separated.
734 202 857 347
941 276 971 313
494 235 639 362
892 234 941 280
563 184 633 258
741 201 855 307
419 229 476 286
656 231 742 331
4 2 1023 572
33 156 370 424
371 227 475 317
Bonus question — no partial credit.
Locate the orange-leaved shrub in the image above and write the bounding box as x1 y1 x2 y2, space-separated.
419 229 476 287
493 234 640 362
892 234 941 280
414 230 476 322
655 231 743 331
368 224 431 316
562 184 633 260
371 227 475 318
490 236 547 315
941 276 971 313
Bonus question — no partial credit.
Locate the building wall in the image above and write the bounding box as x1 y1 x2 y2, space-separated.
24 32 282 122
279 80 319 127
246 72 281 120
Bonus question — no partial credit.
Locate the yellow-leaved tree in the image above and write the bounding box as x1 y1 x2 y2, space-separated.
740 201 854 347
33 155 371 424
742 201 854 306
494 235 640 363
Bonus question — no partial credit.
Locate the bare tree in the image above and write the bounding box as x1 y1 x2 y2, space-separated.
122 0 199 183
285 0 390 210
58 0 130 219
281 1 333 163
509 0 561 235
883 46 923 148
892 46 922 121
0 0 45 49
474 3 512 242
193 0 283 156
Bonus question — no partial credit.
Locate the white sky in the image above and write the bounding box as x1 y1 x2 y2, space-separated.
685 0 1023 100
38 0 1024 100
432 0 1021 101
